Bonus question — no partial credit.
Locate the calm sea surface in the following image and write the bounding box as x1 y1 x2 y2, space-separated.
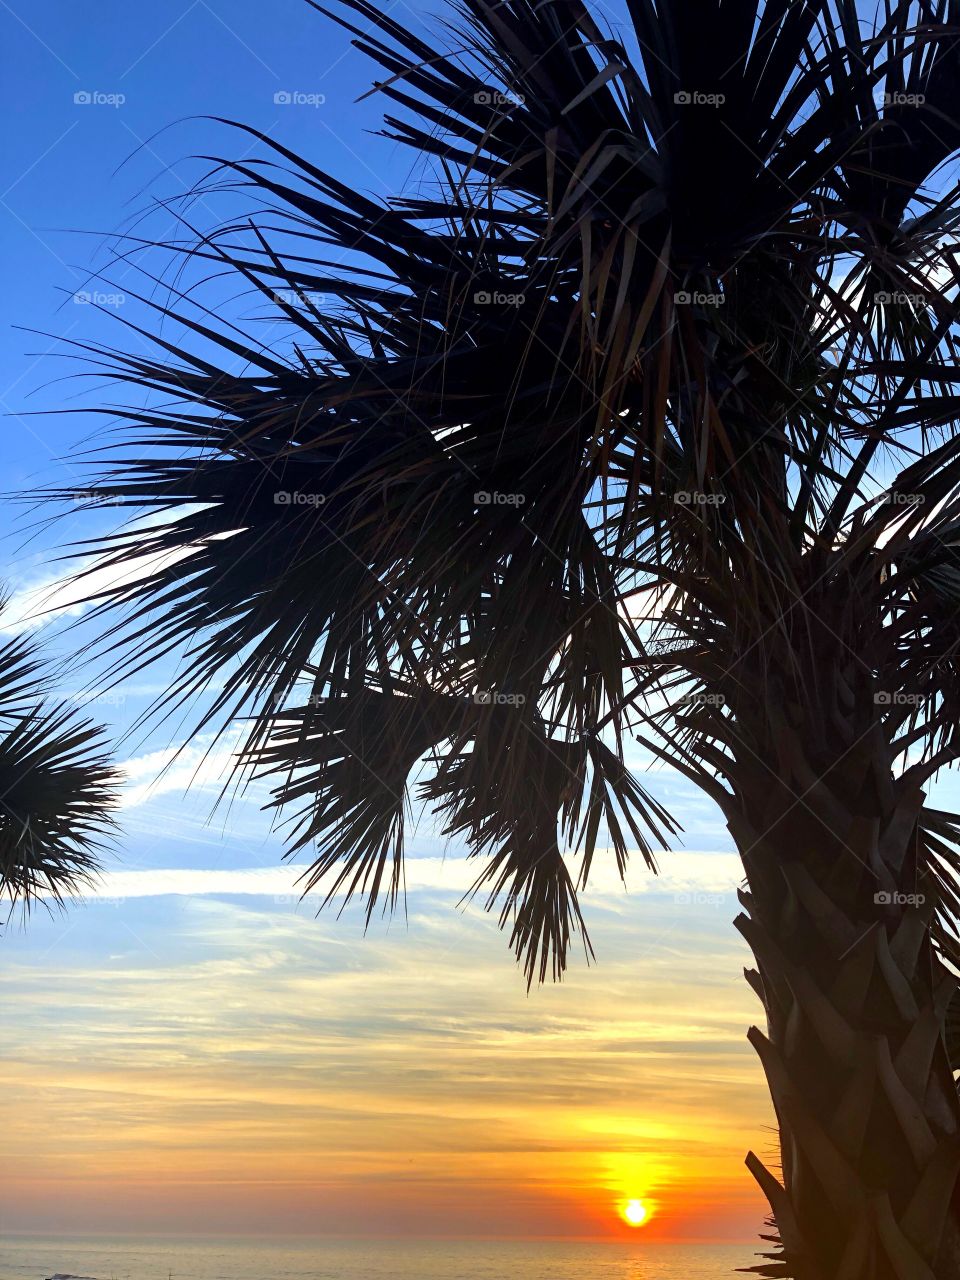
0 1237 760 1280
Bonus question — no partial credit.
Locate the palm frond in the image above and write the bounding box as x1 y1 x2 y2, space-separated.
0 600 118 915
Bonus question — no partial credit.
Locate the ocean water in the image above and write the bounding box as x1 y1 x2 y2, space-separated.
0 1238 761 1280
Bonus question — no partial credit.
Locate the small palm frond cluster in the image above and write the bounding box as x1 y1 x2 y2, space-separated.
0 597 117 915
40 0 960 979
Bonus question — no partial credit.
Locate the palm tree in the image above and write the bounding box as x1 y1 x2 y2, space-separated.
0 597 117 914
42 0 960 1272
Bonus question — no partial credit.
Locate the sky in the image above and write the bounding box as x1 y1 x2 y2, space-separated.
2 0 956 1253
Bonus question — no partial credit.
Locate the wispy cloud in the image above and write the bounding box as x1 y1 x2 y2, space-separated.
0 545 194 635
119 723 251 808
0 509 206 636
62 850 742 902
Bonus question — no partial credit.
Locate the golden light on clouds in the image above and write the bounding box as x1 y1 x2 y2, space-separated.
1 889 770 1241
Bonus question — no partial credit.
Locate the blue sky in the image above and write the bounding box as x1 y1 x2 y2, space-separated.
1 0 415 491
0 0 438 782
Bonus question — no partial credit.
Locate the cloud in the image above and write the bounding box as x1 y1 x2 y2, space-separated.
0 545 195 636
1 862 762 1243
62 850 742 903
119 724 251 809
0 508 210 636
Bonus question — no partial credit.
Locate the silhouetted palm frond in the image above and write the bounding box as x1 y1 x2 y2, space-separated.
34 0 960 984
0 600 117 914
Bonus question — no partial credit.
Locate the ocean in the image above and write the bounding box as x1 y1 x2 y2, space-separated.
0 1237 760 1280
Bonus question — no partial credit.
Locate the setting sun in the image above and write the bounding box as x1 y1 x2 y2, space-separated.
621 1199 650 1227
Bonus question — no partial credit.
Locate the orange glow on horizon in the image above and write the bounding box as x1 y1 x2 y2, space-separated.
2 901 772 1242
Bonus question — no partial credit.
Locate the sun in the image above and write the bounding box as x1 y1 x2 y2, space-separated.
621 1199 649 1227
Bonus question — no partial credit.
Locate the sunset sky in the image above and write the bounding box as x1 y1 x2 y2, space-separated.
4 0 957 1252
2 758 768 1242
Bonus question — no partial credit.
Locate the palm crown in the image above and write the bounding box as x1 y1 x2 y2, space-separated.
50 0 960 975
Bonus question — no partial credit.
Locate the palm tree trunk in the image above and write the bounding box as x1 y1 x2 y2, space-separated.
729 740 960 1278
